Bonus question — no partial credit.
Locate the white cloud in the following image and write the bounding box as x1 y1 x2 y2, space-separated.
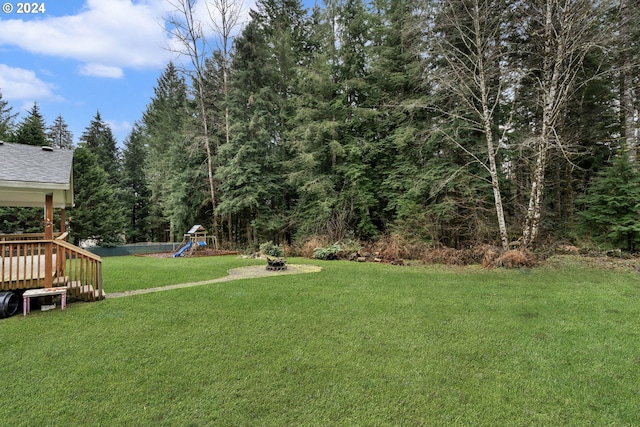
0 0 261 77
0 0 174 72
105 119 133 137
164 0 255 61
0 64 61 101
79 63 124 79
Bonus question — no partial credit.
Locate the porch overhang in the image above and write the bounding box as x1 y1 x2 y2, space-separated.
0 182 73 208
0 142 74 209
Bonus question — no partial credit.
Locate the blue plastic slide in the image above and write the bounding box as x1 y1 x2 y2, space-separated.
173 241 193 257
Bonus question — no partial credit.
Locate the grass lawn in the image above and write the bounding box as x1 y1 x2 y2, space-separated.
1 256 639 426
101 255 265 293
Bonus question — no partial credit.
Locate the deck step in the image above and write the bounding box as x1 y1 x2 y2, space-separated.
67 281 105 300
53 276 69 285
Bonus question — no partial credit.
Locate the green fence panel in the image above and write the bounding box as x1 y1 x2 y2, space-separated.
87 243 178 257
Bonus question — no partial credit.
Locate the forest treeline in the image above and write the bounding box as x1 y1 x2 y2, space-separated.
1 0 640 252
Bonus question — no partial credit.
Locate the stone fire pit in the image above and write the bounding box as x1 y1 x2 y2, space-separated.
266 257 287 271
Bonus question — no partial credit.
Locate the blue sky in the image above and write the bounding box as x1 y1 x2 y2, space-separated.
0 0 266 145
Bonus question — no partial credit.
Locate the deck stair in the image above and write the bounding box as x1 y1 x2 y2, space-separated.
68 280 105 301
54 277 105 301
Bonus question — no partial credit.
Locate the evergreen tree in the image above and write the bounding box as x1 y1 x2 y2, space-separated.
14 102 48 146
80 111 120 184
0 90 17 141
47 114 74 149
287 4 348 240
0 99 50 233
166 0 222 239
201 53 233 241
218 19 275 244
0 207 43 234
122 123 151 242
142 62 193 241
70 147 125 246
368 0 437 240
578 152 640 252
218 0 310 244
332 0 381 239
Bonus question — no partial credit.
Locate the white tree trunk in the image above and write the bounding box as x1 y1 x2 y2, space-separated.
520 0 619 247
623 68 637 163
522 0 566 248
474 4 509 251
436 0 511 250
522 138 547 247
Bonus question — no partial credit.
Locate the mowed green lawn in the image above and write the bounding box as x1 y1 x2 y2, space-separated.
1 256 639 426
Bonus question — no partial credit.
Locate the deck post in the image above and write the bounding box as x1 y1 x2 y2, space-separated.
60 209 66 236
44 194 53 288
57 209 66 277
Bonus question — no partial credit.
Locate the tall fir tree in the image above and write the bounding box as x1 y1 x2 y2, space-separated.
331 0 381 238
70 147 125 246
0 99 48 233
14 102 48 146
0 207 43 234
122 123 151 242
142 62 194 241
288 4 348 240
80 111 121 184
369 0 443 242
0 90 17 141
218 19 274 244
218 0 311 244
47 114 74 149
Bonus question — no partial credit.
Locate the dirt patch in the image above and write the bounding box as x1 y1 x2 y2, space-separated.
106 264 322 299
540 254 639 272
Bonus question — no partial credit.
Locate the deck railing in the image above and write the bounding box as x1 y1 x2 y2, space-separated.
0 240 47 289
0 233 62 241
0 238 103 301
53 239 103 301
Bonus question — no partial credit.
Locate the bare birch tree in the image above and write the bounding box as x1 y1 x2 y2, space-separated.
205 0 243 148
204 0 243 242
620 0 639 163
520 0 618 247
432 0 515 251
165 0 242 240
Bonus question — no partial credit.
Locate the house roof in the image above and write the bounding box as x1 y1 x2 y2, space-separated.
0 141 74 208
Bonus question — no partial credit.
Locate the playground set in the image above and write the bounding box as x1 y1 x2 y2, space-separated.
173 225 218 257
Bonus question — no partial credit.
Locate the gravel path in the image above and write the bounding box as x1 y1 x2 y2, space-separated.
106 264 322 299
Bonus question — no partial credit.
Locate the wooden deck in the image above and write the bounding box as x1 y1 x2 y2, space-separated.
1 237 104 301
1 254 56 283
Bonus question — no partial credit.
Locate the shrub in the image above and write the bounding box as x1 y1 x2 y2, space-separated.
421 244 503 266
480 246 502 268
362 233 429 261
313 243 342 260
259 241 283 258
493 250 535 268
295 236 330 258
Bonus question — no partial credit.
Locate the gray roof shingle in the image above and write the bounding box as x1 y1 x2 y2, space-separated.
0 141 73 185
